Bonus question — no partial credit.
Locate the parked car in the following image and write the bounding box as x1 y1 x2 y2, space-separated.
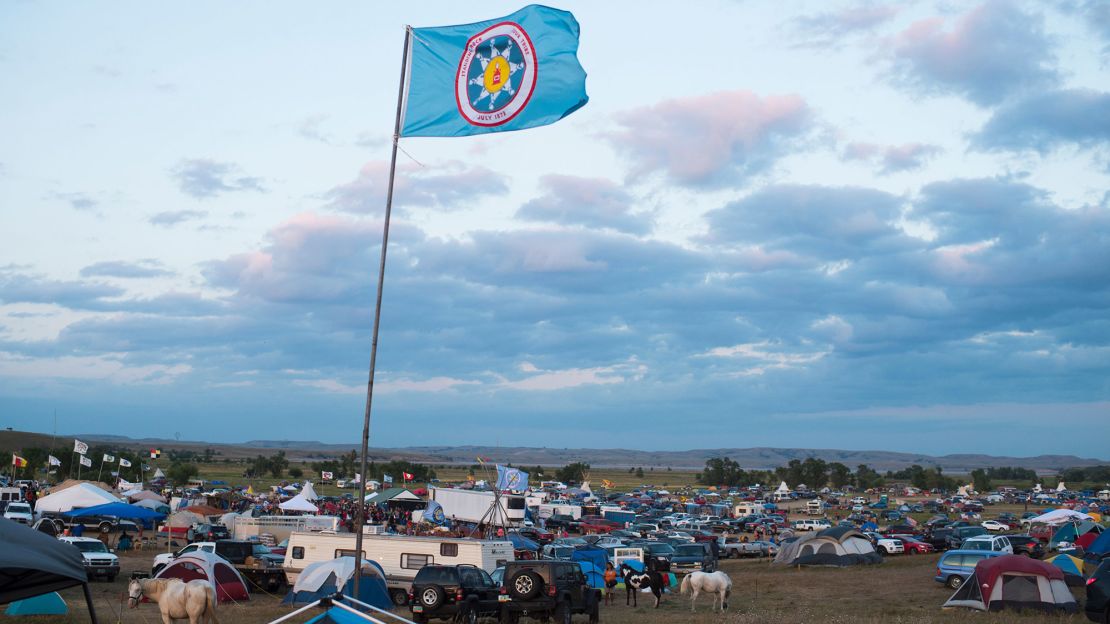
896 536 935 555
1086 558 1110 623
1004 534 1045 559
960 535 1013 554
874 536 904 555
945 526 988 550
2 501 33 524
792 518 831 531
516 527 554 545
980 520 1010 532
409 564 500 624
498 560 600 624
153 542 217 575
540 545 575 561
670 542 716 573
187 523 230 542
629 541 674 571
59 536 120 581
934 550 1005 589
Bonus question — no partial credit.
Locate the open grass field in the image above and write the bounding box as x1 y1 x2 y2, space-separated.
44 548 1088 624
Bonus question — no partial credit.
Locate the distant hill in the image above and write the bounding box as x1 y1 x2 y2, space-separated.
0 430 1104 473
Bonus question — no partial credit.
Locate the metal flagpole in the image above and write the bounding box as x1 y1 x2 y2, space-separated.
354 25 412 600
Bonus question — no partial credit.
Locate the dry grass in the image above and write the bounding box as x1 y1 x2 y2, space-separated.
37 546 1086 624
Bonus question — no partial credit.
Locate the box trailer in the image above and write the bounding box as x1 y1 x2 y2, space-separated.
429 487 526 526
231 515 341 543
537 502 583 520
282 531 514 605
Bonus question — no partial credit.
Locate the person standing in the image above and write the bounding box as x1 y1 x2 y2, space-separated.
603 562 618 605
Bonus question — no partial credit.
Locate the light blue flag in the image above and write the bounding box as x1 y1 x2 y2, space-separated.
402 4 588 137
423 500 447 524
496 465 529 492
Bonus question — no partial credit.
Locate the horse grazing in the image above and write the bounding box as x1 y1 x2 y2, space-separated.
619 563 665 608
128 577 219 624
680 571 732 612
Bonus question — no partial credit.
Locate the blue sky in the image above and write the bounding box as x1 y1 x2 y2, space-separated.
1 1 1108 457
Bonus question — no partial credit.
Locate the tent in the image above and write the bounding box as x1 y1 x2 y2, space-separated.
1086 530 1110 559
182 504 225 517
1049 520 1102 548
152 468 165 479
282 558 390 610
943 555 1077 613
127 490 166 503
279 494 319 513
33 483 121 514
773 526 882 567
4 591 67 615
165 510 205 528
0 518 98 622
1057 482 1067 492
1075 532 1099 550
571 546 607 589
301 481 319 501
154 551 250 603
1044 554 1087 587
134 499 171 513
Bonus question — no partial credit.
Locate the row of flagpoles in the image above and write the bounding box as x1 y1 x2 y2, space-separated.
8 438 162 485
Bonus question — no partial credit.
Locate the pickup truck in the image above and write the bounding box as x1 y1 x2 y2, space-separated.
579 516 622 534
792 519 831 531
717 537 768 558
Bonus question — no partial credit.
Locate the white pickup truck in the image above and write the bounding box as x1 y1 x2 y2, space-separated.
152 542 216 574
2 501 33 524
791 518 832 531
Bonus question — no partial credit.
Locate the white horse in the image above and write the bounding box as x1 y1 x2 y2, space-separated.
128 577 219 624
680 571 732 612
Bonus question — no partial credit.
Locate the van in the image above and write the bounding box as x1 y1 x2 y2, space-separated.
282 531 514 606
934 549 1004 589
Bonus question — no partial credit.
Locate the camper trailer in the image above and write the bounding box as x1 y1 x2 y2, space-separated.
806 500 826 516
733 502 763 517
429 487 526 526
282 532 514 605
538 502 583 520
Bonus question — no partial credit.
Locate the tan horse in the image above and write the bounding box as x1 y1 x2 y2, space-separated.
128 577 219 624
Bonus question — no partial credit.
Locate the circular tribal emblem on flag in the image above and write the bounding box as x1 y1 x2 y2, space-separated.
455 21 537 127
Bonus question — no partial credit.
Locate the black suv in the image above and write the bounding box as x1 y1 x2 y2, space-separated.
499 561 599 624
409 564 500 624
1004 534 1045 559
187 523 230 542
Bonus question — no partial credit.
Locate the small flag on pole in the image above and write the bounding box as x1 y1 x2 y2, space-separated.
12 454 27 468
74 439 89 454
119 458 132 467
48 455 62 466
321 471 334 480
402 5 588 137
149 449 161 459
79 455 92 468
103 454 115 463
383 474 393 484
402 472 415 481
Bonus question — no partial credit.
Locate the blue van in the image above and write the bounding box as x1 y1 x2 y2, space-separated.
934 549 1004 589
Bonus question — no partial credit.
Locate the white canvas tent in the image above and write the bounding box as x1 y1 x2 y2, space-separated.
152 468 165 479
301 481 319 501
1056 481 1067 492
775 481 789 494
279 494 318 513
33 483 122 513
1026 509 1092 525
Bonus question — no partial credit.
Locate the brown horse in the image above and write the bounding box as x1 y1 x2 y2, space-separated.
128 577 219 624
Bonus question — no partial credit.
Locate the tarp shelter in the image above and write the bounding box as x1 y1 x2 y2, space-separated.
4 591 67 615
134 499 170 514
33 483 121 514
279 494 319 513
301 481 319 501
182 504 225 517
1044 554 1087 587
282 558 390 610
1027 509 1092 525
0 518 98 623
165 510 205 528
773 526 882 567
363 488 423 509
61 501 166 522
154 551 249 603
943 554 1076 613
506 533 540 552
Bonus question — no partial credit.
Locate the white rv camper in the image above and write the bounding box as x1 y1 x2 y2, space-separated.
282 532 514 605
429 487 526 525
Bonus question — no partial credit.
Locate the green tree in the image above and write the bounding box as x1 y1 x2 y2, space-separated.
635 467 644 478
828 462 852 488
288 466 303 479
268 451 289 478
698 457 746 487
970 469 992 492
167 462 199 485
555 462 590 483
854 464 884 489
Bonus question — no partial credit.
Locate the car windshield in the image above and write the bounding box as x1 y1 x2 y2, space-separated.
643 543 675 555
72 541 108 553
8 504 30 512
674 545 704 556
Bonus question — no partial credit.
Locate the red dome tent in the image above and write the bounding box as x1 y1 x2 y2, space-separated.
943 554 1077 613
153 551 249 603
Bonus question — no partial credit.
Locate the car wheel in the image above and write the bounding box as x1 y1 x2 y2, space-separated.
508 570 544 601
946 576 963 590
420 585 446 610
389 589 408 606
554 601 571 624
99 522 112 534
456 602 478 624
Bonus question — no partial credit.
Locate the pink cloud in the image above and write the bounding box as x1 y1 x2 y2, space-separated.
606 90 811 187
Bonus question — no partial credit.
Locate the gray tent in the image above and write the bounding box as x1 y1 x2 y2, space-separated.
773 526 883 567
0 517 99 623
